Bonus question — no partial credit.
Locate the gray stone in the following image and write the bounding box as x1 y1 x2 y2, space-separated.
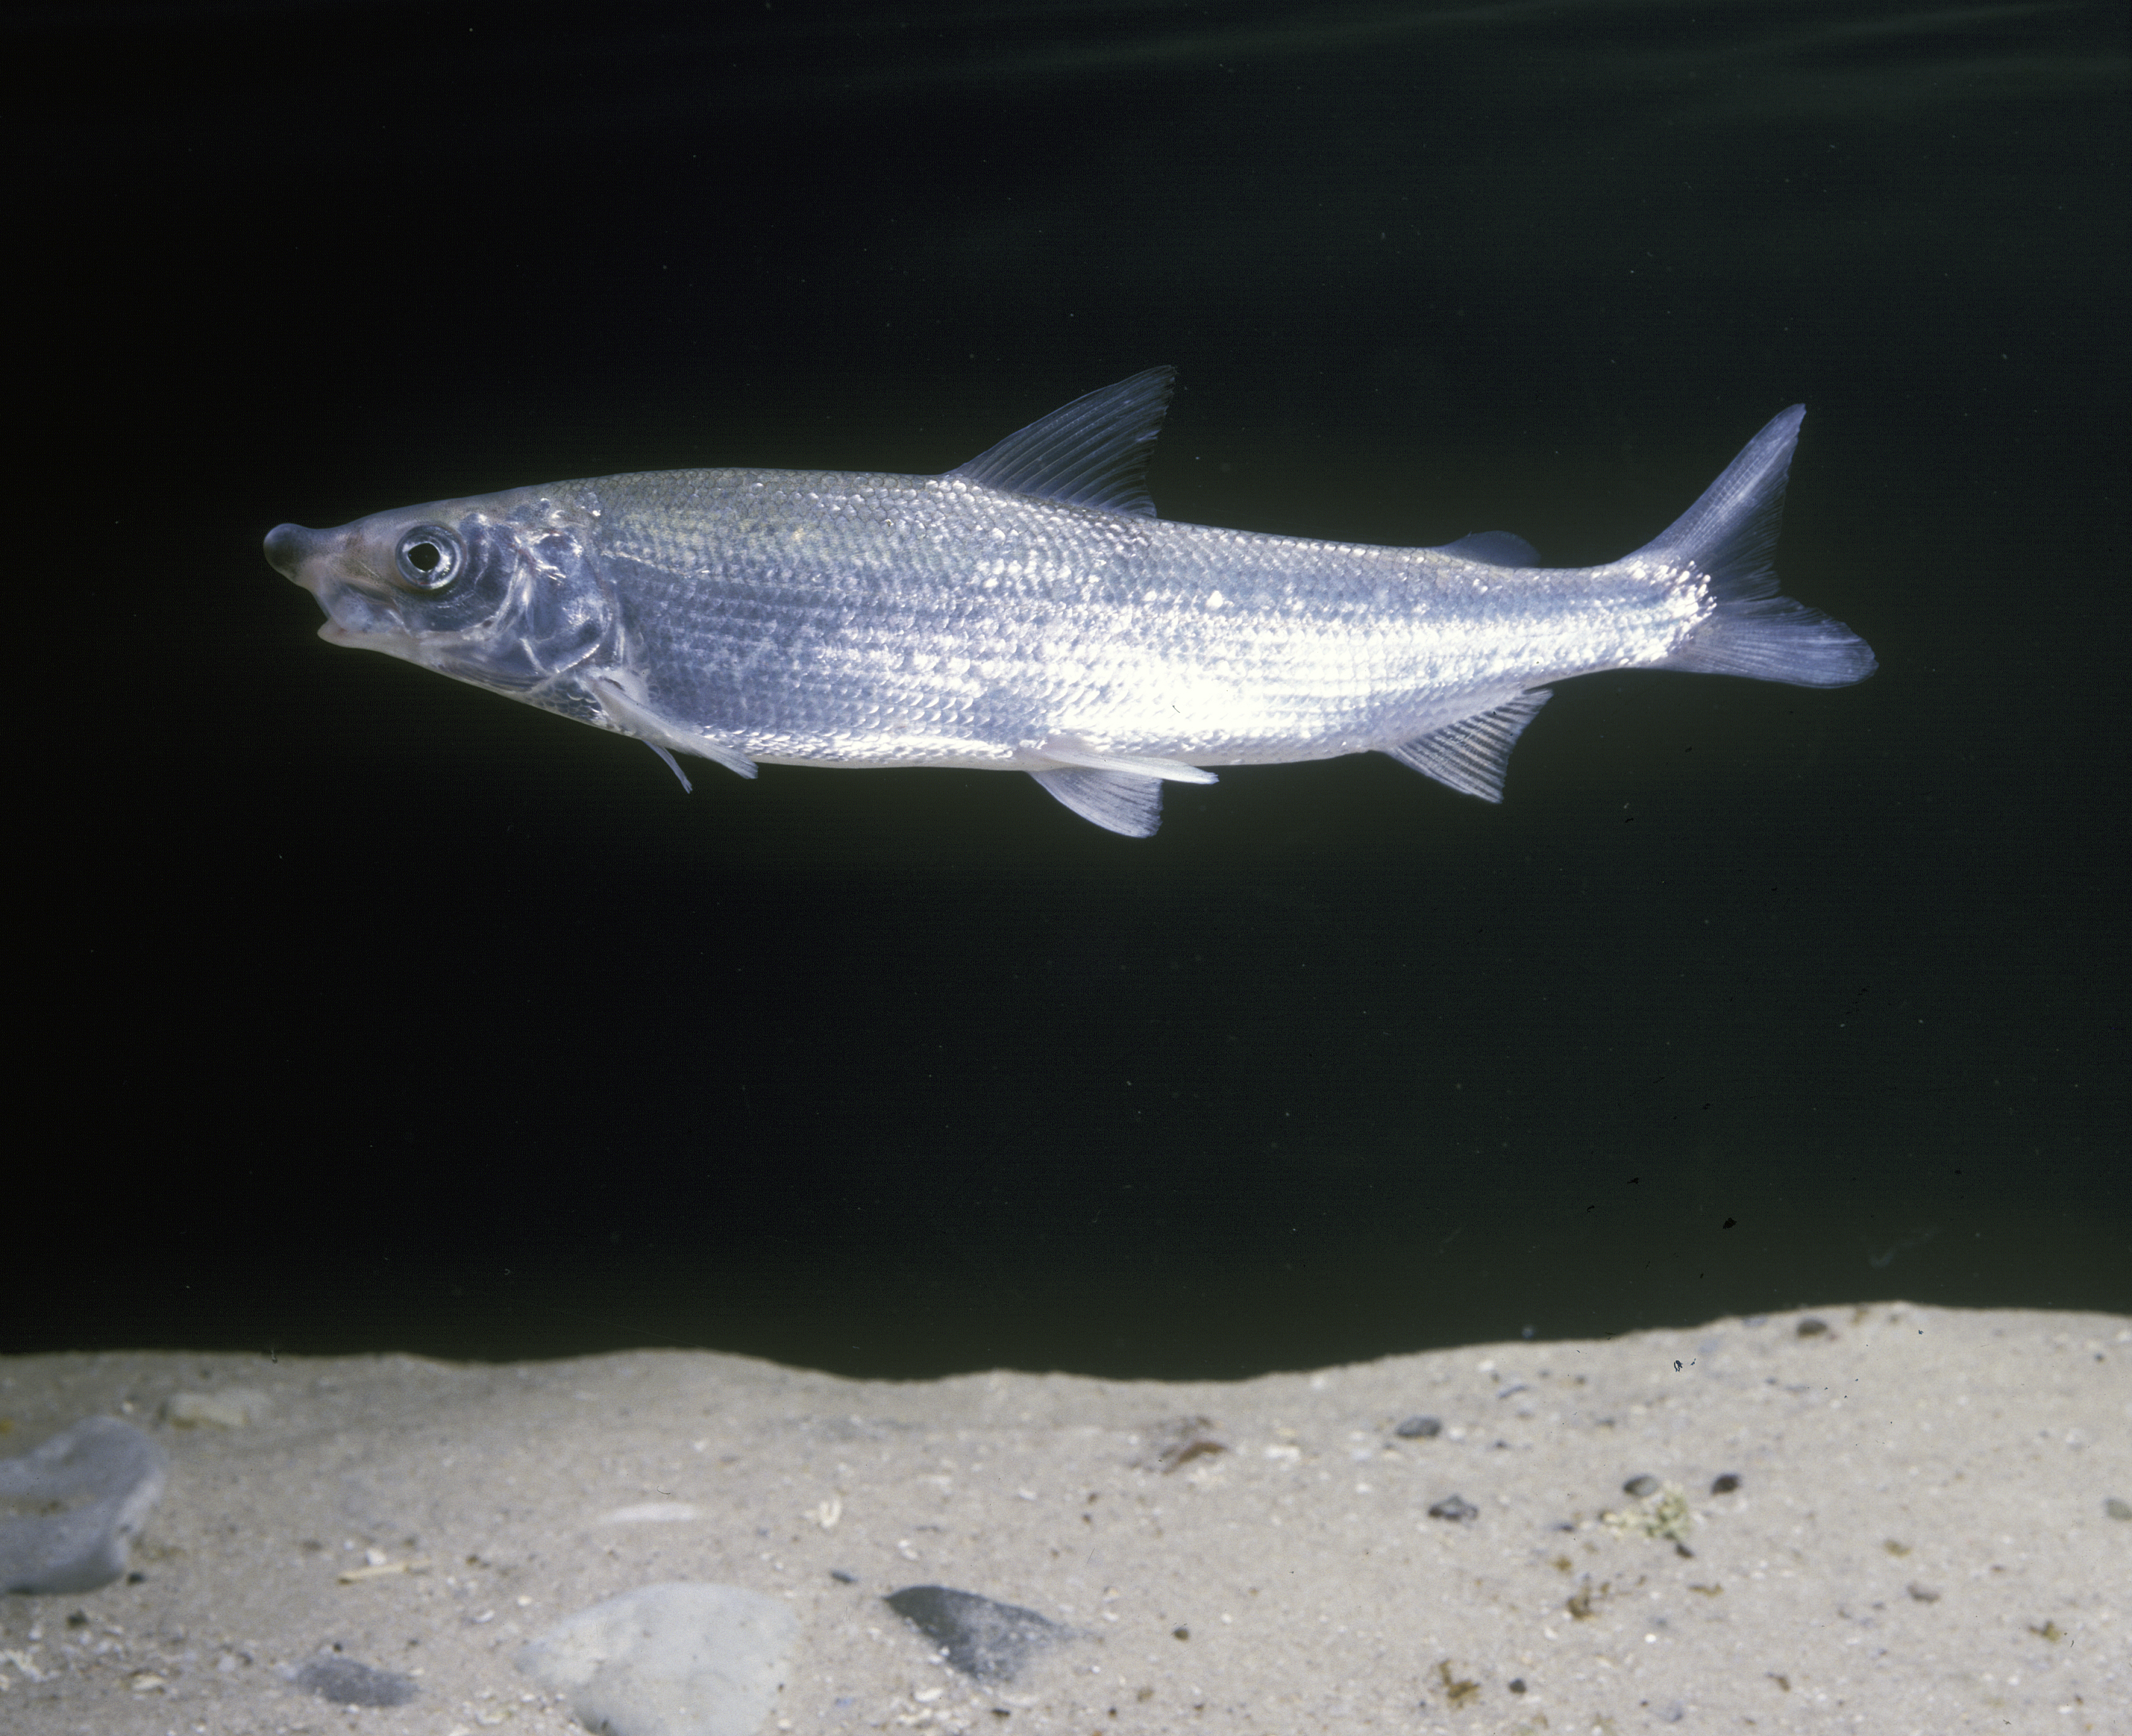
0 1416 168 1595
1426 1495 1478 1523
885 1585 1064 1682
1393 1415 1442 1439
294 1655 418 1707
516 1581 798 1736
1622 1474 1660 1497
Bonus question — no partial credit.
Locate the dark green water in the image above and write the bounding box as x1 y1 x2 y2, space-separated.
18 0 2125 1374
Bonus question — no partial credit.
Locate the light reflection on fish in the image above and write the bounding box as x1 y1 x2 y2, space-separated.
265 368 1873 836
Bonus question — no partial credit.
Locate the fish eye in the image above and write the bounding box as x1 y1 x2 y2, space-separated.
394 523 465 593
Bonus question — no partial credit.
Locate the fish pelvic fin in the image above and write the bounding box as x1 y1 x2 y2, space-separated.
1030 768 1166 836
1645 406 1876 688
1382 689 1553 802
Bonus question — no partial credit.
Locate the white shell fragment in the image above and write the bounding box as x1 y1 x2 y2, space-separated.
516 1581 799 1736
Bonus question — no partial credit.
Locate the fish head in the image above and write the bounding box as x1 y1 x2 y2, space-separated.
265 489 614 692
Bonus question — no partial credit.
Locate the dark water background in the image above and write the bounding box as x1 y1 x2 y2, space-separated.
18 1 2125 1376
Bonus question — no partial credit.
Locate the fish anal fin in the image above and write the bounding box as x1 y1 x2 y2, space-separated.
1382 689 1553 802
1430 531 1539 566
950 367 1175 517
1030 768 1165 837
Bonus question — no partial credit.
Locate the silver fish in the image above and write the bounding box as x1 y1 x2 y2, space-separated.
265 368 1872 836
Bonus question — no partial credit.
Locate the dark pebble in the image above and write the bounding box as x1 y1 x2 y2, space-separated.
1711 1474 1741 1494
294 1657 419 1708
1796 1317 1829 1338
1427 1495 1478 1523
886 1586 1065 1682
2104 1498 2131 1521
1508 1678 1527 1694
830 1570 857 1584
1622 1475 1660 1498
1907 1583 1942 1603
1394 1415 1442 1439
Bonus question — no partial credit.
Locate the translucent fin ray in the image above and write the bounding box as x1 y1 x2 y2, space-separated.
1381 689 1553 802
1030 768 1166 836
950 367 1176 517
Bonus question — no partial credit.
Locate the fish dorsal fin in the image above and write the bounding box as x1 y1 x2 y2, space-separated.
1029 768 1167 836
949 366 1176 517
1381 689 1553 802
1431 531 1539 566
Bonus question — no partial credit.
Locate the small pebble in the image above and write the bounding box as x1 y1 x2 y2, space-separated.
1507 1678 1527 1694
1711 1474 1741 1494
1622 1475 1660 1498
1796 1317 1829 1338
1426 1495 1478 1523
294 1657 418 1708
2105 1498 2132 1522
1394 1416 1442 1439
1140 1416 1226 1473
1908 1583 1942 1603
885 1585 1065 1682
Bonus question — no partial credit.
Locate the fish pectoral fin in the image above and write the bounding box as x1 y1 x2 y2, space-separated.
1382 689 1553 802
1039 744 1218 785
1030 768 1166 838
590 675 758 781
1430 531 1539 567
949 367 1175 518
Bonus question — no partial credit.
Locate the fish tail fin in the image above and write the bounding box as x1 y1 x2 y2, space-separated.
1645 406 1876 687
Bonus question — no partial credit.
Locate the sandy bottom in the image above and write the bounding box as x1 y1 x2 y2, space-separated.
2 1302 2126 1735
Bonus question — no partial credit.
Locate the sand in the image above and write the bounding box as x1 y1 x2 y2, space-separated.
2 1302 2125 1735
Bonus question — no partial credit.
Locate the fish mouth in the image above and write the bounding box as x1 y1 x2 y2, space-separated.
263 521 322 582
265 521 413 650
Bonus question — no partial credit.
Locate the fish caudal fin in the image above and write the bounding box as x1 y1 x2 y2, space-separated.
1646 407 1876 688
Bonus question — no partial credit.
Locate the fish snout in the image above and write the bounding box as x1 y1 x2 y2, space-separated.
264 522 326 583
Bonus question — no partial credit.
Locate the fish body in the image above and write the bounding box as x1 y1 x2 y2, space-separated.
266 368 1873 835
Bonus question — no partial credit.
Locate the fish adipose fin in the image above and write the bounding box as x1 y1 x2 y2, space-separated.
950 367 1176 517
1648 407 1876 687
1031 768 1166 837
1382 690 1553 802
1430 531 1539 566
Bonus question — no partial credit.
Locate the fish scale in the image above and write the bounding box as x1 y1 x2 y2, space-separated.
590 472 1698 758
265 367 1873 837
